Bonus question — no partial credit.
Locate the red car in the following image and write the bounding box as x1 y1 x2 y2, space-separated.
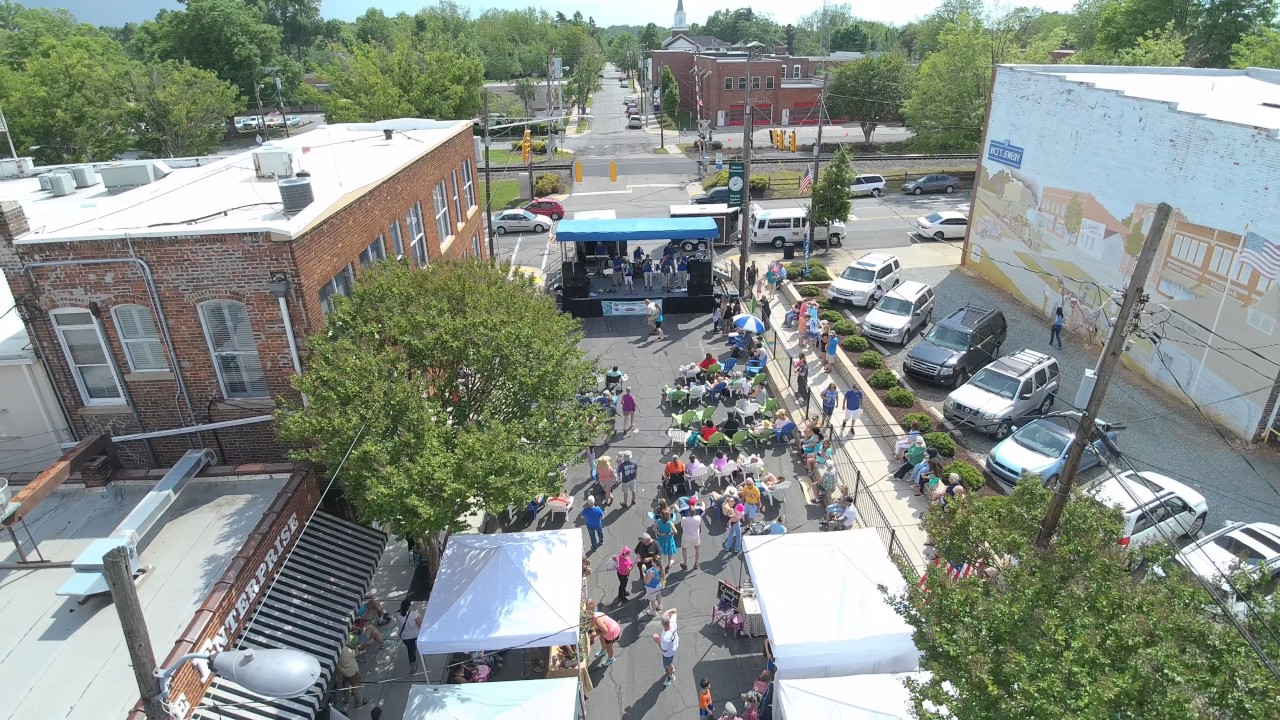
524 198 565 221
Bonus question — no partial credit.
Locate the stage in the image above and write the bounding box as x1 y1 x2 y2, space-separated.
556 271 718 318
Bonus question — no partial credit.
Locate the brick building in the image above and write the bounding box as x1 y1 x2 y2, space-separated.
0 118 484 469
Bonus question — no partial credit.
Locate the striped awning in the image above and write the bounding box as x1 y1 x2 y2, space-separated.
193 512 387 720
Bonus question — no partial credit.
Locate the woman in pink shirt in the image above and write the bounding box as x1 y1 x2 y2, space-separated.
620 387 638 433
587 600 621 667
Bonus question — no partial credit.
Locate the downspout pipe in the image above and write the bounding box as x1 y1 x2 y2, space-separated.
268 274 307 407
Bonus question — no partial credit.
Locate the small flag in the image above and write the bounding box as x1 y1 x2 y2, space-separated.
799 166 813 194
1240 231 1280 280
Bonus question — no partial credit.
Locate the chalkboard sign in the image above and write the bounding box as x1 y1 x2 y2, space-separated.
716 579 741 607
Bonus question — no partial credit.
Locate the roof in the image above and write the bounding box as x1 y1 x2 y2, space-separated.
662 33 728 50
0 473 290 720
1002 65 1280 133
942 305 997 329
554 216 719 243
1090 470 1205 513
886 280 930 299
404 678 580 720
2 118 472 244
854 252 896 267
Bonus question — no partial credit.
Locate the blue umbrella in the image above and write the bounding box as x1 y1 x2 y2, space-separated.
733 313 765 334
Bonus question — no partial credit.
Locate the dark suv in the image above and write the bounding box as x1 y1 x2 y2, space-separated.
903 305 1007 386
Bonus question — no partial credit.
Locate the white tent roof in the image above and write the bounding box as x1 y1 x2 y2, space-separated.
404 677 580 720
742 529 919 678
776 673 930 719
418 529 584 655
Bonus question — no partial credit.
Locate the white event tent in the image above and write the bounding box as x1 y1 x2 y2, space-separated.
404 677 581 720
742 529 919 678
775 673 933 719
417 529 584 655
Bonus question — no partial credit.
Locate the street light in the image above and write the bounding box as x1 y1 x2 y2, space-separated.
156 648 322 705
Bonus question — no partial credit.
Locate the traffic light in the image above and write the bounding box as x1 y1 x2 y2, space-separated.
521 129 531 166
609 159 617 182
789 131 797 152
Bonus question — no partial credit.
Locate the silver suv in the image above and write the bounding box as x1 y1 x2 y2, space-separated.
944 349 1059 439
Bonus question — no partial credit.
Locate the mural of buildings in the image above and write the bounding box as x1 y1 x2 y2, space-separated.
964 65 1280 441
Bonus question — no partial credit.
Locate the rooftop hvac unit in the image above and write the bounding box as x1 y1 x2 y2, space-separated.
37 173 53 191
0 477 10 507
47 171 75 197
253 146 299 179
70 165 99 188
99 160 171 191
0 157 34 179
278 176 314 215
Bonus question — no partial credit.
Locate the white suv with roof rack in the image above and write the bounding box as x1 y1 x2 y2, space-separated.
825 253 901 307
944 349 1059 439
1084 470 1208 548
1175 520 1280 617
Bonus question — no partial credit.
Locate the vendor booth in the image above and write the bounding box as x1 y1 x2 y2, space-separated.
551 217 721 318
404 677 582 720
741 529 919 678
775 673 933 719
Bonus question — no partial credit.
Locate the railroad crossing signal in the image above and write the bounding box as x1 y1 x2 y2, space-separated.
521 129 532 166
789 131 797 152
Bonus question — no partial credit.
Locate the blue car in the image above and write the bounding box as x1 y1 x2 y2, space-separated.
984 412 1120 487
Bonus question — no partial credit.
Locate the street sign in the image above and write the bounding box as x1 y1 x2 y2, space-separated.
698 119 711 133
715 153 724 171
727 161 745 206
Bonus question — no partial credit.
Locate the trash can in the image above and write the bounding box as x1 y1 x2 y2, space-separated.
782 243 796 260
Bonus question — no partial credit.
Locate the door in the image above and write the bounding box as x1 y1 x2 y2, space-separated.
1160 497 1196 536
782 108 790 126
716 110 725 127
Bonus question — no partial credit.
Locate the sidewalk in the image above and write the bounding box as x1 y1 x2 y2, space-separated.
758 290 932 573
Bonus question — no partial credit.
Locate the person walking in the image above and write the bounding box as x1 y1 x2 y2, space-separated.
645 299 659 338
619 386 638 435
596 455 616 506
747 261 759 289
820 383 839 431
841 385 862 437
395 599 423 673
654 508 678 578
653 608 679 687
582 497 605 550
643 557 664 613
336 635 368 709
760 295 772 328
722 502 744 553
616 450 638 506
654 307 666 340
614 546 635 603
826 330 839 370
1050 306 1064 349
740 479 761 523
698 678 717 717
678 498 705 571
587 599 621 667
711 304 723 333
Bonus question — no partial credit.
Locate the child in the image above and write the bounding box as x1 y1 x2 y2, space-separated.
698 678 716 717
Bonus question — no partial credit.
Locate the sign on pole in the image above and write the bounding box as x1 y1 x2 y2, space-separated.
715 153 724 171
728 161 744 205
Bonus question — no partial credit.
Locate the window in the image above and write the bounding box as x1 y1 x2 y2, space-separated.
389 220 405 258
52 309 124 405
432 181 451 245
724 76 733 90
472 232 482 258
359 237 386 268
450 171 462 226
1209 246 1235 276
318 264 354 314
112 305 167 372
1171 233 1207 267
738 76 746 90
793 64 802 78
198 300 268 399
1033 368 1048 389
781 65 788 79
1247 307 1276 335
461 160 476 210
765 218 793 229
406 203 427 266
765 76 775 89
752 76 761 90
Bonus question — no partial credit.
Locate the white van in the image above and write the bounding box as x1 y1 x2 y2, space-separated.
750 207 844 248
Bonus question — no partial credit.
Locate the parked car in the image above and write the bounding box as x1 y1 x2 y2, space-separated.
491 209 549 235
627 115 643 129
902 174 960 195
825 253 901 308
914 210 969 240
862 280 934 344
944 349 1059 439
984 411 1120 487
523 198 565 221
849 174 887 197
904 305 1007 386
1176 521 1280 615
626 106 640 117
692 186 730 204
234 117 260 131
1084 471 1208 548
286 115 303 128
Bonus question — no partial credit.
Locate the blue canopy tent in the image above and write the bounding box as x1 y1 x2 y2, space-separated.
554 217 720 243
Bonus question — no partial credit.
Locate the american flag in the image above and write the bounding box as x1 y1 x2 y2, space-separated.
1240 232 1280 280
799 167 813 194
917 556 980 593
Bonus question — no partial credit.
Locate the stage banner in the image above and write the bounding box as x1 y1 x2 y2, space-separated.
602 299 662 317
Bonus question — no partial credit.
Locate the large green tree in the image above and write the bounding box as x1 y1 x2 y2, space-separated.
1189 0 1277 67
1114 22 1188 65
129 59 240 157
890 481 1280 719
693 8 784 45
1094 0 1192 55
278 260 601 553
1232 25 1280 66
901 17 992 152
606 31 640 76
661 64 679 123
566 53 603 110
638 22 664 51
826 53 913 144
808 147 854 235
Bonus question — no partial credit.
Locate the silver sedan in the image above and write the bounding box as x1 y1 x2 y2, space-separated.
491 209 550 235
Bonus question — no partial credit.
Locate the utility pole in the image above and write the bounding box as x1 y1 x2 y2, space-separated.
1034 202 1171 549
735 50 757 297
273 75 291 138
104 546 164 720
482 90 496 261
805 87 828 260
253 83 269 142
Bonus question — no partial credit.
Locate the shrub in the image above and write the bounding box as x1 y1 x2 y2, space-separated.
819 310 843 324
533 173 565 196
815 297 833 310
785 261 825 278
924 432 957 457
704 169 729 189
867 368 898 389
841 335 870 353
750 175 768 191
832 319 857 337
802 264 831 281
798 285 820 297
885 386 916 407
945 460 984 491
509 139 548 153
900 412 934 433
709 140 724 151
857 351 883 369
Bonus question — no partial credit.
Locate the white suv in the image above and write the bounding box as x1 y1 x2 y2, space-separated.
1085 471 1208 548
862 281 934 344
826 253 901 308
849 174 886 197
1176 520 1280 615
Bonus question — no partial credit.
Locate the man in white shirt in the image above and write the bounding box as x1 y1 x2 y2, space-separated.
653 608 679 687
679 501 705 571
839 496 859 529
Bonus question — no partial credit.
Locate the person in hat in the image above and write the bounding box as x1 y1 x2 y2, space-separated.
336 635 368 708
894 420 923 456
932 472 968 508
616 450 638 507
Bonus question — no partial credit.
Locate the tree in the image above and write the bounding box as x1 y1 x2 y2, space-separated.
1232 26 1280 66
1065 194 1085 235
661 64 679 123
277 260 601 559
888 481 1280 719
638 22 664 51
249 0 321 62
130 60 240 157
696 8 784 45
566 53 603 110
901 18 992 151
1094 0 1193 55
1189 0 1277 67
1114 22 1188 65
827 53 913 144
606 32 640 76
314 42 413 123
809 147 854 232
513 77 538 117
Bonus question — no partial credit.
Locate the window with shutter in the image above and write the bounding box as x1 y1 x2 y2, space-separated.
112 304 168 372
198 300 268 399
52 308 124 405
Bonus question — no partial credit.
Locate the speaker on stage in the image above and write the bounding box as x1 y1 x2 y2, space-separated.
687 259 712 283
562 262 589 298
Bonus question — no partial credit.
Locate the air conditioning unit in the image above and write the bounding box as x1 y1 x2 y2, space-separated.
0 157 35 179
37 173 54 191
99 161 171 191
278 176 314 215
0 477 10 507
48 172 76 197
253 146 299 179
70 165 99 188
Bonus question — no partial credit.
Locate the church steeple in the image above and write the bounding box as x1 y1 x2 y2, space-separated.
673 0 688 32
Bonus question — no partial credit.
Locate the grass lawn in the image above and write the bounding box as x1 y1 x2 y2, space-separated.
575 118 588 133
486 148 552 165
483 179 523 213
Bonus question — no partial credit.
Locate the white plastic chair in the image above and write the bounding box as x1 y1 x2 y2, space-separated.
546 495 575 521
668 428 694 449
687 464 710 487
714 461 739 488
738 458 765 481
763 480 791 507
687 384 708 405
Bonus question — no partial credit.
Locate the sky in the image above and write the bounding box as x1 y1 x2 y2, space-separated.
32 0 1080 30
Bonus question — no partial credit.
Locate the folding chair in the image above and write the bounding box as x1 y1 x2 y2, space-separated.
714 460 739 488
